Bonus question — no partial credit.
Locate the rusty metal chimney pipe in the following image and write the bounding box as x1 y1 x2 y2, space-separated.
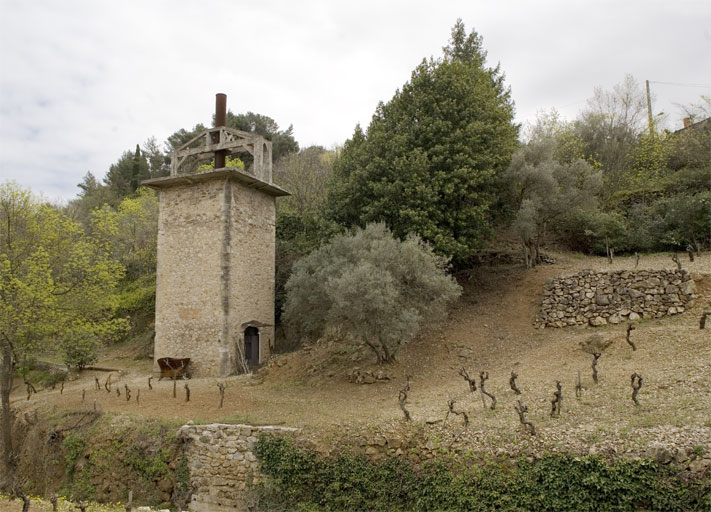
215 93 227 168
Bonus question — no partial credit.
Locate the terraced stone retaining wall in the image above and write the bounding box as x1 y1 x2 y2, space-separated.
178 423 297 512
539 269 696 327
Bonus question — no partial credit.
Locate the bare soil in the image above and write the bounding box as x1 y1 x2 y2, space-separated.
12 251 711 448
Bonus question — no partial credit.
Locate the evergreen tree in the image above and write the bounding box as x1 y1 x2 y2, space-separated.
104 144 150 198
225 111 299 162
326 20 519 263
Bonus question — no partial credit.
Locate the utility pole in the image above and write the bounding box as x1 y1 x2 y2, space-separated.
645 80 654 135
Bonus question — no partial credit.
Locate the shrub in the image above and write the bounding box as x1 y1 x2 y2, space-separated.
254 434 711 512
283 223 461 363
61 332 101 370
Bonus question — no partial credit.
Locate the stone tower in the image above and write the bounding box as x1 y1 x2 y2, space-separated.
144 94 288 377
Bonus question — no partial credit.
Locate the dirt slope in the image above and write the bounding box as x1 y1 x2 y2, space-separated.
12 252 711 447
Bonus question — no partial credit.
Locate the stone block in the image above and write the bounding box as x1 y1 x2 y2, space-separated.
590 316 607 326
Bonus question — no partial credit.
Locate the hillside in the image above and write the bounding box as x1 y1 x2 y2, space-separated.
11 251 711 457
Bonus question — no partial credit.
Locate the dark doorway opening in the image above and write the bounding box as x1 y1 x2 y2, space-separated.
244 327 260 368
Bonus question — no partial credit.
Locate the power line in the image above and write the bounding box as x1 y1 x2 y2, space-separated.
648 81 711 88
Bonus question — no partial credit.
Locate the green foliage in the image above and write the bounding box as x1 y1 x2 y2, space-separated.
54 417 182 505
116 272 156 316
175 455 190 492
104 145 151 199
19 366 67 389
283 223 461 363
327 20 519 263
123 445 170 482
61 429 95 500
628 132 669 186
272 147 341 326
196 155 245 172
254 434 711 512
61 331 100 370
573 75 647 202
1 182 127 475
556 209 628 255
62 432 86 482
225 111 299 162
89 187 158 279
166 123 208 151
505 139 601 263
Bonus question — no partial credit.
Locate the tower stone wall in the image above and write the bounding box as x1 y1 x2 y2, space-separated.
146 168 286 377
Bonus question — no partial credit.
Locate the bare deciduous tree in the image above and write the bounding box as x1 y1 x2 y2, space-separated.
671 253 682 271
217 382 227 408
12 485 30 512
626 324 637 351
24 380 36 401
550 381 562 417
631 372 643 405
509 370 521 395
458 368 476 392
446 399 469 426
398 375 412 422
479 371 496 410
592 352 601 384
686 244 696 262
514 400 536 436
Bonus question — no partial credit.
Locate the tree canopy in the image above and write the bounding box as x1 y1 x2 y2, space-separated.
326 20 519 263
283 223 461 364
1 182 126 480
225 111 299 162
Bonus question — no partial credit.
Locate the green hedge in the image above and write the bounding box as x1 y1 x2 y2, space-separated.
254 434 711 512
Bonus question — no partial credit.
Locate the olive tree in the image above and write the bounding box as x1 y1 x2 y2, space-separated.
283 223 461 363
505 139 602 266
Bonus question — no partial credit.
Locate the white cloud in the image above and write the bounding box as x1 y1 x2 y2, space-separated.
1 0 709 200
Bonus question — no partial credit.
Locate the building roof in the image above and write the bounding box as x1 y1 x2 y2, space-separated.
142 167 290 197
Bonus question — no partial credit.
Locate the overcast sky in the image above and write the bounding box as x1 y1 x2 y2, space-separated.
1 0 710 202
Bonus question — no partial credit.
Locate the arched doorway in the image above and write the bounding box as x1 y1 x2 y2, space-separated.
244 326 259 368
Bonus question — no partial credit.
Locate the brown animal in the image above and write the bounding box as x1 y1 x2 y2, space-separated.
157 357 191 381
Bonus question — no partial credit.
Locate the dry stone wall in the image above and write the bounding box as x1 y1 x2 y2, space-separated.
539 269 696 327
178 423 297 512
176 421 711 511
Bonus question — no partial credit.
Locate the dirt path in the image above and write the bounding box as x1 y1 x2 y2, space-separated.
13 252 711 443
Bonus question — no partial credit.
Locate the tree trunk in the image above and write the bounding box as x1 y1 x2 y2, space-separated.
1 342 16 484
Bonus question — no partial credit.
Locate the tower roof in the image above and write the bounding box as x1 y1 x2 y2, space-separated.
142 167 289 197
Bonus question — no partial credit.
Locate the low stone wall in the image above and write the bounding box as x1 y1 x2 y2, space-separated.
176 421 711 511
539 269 696 327
178 423 297 512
